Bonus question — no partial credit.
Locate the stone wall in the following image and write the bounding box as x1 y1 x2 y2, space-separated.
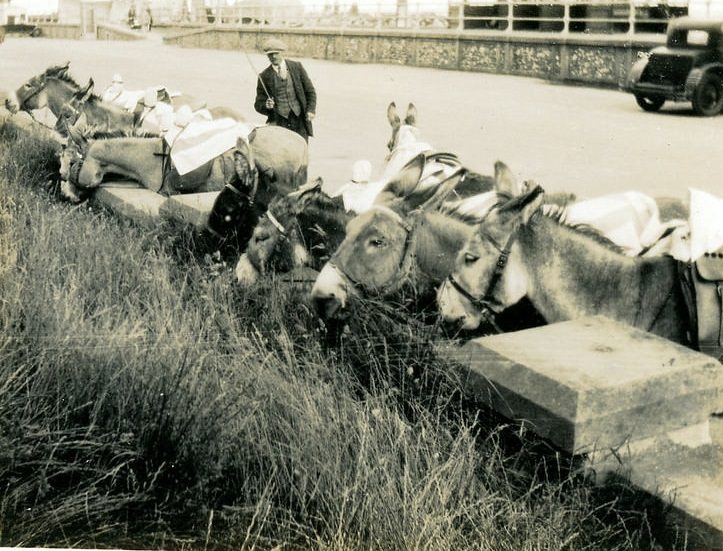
96 23 144 41
35 23 82 39
163 26 664 88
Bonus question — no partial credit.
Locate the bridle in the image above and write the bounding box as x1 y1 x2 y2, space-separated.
330 166 469 298
445 216 519 334
16 76 46 109
66 144 86 187
329 204 419 297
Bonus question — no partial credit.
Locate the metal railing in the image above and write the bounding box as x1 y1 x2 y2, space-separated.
33 1 691 36
160 1 688 35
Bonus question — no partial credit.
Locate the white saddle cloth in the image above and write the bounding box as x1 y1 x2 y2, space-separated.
335 152 462 214
560 188 723 261
563 191 678 256
164 117 252 176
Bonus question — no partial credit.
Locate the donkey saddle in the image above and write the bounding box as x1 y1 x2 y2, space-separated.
681 247 723 360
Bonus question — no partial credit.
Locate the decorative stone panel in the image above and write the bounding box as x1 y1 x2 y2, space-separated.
511 44 560 77
569 45 617 83
376 37 414 65
162 27 663 88
415 39 457 69
459 41 504 72
217 30 241 50
285 34 309 57
311 35 333 59
341 36 374 63
237 31 257 51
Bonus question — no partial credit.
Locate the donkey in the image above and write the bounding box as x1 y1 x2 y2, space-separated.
437 186 691 345
234 178 352 285
309 154 532 323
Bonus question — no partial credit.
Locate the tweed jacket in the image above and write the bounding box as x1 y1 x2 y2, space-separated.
254 59 317 137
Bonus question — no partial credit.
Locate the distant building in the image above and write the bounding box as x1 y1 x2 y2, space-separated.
0 0 30 25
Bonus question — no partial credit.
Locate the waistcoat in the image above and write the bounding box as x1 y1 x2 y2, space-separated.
273 70 301 119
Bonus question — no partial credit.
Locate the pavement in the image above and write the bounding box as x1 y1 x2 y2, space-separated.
1 34 722 200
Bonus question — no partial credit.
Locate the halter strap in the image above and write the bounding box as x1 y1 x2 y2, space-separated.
17 76 45 107
266 209 287 235
445 226 518 334
331 207 419 296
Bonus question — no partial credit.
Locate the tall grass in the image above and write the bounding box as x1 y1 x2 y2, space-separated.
0 118 680 549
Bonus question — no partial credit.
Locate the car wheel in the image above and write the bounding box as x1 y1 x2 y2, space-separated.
692 73 723 116
635 94 665 112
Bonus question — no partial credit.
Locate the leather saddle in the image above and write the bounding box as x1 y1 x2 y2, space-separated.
680 247 723 360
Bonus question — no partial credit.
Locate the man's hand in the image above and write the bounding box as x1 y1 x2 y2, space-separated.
265 98 275 110
306 111 315 122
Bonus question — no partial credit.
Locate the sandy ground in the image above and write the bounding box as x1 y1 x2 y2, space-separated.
1 34 721 200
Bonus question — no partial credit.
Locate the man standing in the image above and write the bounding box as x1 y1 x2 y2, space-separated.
254 38 316 141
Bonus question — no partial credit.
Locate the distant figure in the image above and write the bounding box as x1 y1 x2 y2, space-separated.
144 8 153 31
254 38 317 142
330 159 383 213
101 73 124 103
127 6 137 28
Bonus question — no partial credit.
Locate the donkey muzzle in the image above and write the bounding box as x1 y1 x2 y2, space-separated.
310 263 348 321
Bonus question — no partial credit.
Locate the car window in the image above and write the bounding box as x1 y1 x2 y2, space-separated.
687 30 709 47
668 29 711 48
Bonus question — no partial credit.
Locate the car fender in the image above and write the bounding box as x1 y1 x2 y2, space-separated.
685 63 723 98
627 56 649 88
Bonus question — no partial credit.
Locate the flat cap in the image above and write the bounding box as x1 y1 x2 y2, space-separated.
262 38 286 54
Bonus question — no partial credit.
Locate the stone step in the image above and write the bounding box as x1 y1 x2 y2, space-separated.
442 315 723 454
91 182 219 231
597 425 723 550
159 191 219 229
440 315 723 549
92 184 167 226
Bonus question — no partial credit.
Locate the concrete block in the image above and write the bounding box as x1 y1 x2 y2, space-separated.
442 316 723 454
159 192 219 230
598 433 723 550
92 184 167 226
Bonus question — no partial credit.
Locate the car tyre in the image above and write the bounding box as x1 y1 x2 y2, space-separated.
635 94 665 112
692 73 723 116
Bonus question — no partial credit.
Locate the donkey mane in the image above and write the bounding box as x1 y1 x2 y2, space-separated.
300 188 346 213
81 128 161 141
537 205 626 254
439 192 512 224
44 64 79 87
77 91 105 104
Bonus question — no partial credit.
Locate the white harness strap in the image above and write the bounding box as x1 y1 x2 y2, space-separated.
266 210 286 234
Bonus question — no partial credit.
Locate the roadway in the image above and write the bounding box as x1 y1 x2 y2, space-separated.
1 34 721 200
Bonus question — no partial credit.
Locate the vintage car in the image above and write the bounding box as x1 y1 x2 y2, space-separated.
627 17 723 116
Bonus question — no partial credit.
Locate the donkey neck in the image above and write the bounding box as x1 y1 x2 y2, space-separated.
45 78 77 115
83 99 134 128
519 214 679 332
90 138 163 189
413 211 473 284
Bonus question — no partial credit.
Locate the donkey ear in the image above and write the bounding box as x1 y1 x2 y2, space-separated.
387 102 400 129
236 136 254 168
79 78 94 101
494 161 526 197
404 103 417 126
497 184 545 225
419 169 467 211
520 185 545 223
378 153 425 202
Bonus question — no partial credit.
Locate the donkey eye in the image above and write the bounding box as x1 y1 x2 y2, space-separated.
370 238 385 248
464 253 479 264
